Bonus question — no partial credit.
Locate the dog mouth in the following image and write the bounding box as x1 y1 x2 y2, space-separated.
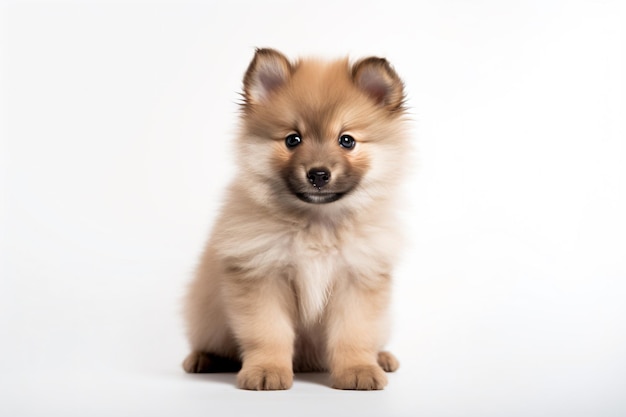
285 173 357 205
295 192 344 204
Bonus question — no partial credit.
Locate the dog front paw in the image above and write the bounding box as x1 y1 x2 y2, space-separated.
237 365 293 390
332 364 388 390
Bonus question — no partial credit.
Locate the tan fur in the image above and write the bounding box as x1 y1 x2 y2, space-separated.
183 48 410 390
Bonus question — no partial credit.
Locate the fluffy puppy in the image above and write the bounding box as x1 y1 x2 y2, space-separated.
183 48 409 390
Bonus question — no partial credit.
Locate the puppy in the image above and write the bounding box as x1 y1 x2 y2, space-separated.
183 48 409 390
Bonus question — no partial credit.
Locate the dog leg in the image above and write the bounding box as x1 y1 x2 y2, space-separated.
224 274 297 390
326 277 392 390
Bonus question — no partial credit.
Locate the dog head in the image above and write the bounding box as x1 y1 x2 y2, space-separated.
236 48 409 213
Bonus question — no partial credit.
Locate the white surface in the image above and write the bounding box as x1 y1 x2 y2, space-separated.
1 1 625 416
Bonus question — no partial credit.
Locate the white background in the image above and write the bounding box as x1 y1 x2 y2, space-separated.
1 1 625 416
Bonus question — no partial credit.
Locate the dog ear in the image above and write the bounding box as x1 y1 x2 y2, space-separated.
243 48 292 105
352 57 404 111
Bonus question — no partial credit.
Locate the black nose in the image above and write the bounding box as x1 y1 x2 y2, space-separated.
307 168 331 189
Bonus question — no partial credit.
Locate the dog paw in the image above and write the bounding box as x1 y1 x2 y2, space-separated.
377 351 399 372
332 364 388 390
183 351 211 373
182 351 241 373
237 365 293 390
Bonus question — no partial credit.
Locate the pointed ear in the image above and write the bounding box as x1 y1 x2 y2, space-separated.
243 48 292 105
352 57 404 111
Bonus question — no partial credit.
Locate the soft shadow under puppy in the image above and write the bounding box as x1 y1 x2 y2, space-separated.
294 372 330 388
187 373 237 387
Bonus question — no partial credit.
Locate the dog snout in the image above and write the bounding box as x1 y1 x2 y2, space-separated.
307 168 331 189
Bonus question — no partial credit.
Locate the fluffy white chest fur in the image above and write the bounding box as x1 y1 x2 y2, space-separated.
290 227 341 324
279 219 395 325
215 211 399 325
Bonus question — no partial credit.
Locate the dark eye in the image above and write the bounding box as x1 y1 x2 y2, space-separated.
339 134 356 149
285 133 302 149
